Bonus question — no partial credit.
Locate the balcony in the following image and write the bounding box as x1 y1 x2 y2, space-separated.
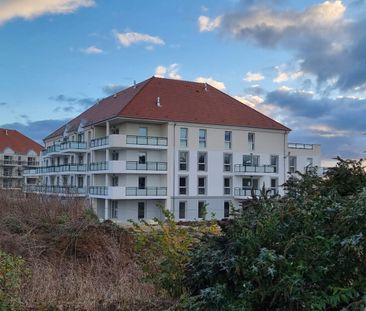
89 161 108 172
126 161 167 171
126 187 167 196
234 164 276 175
60 141 87 152
126 135 168 147
234 187 278 198
42 144 61 156
288 143 314 150
90 134 168 150
24 164 87 175
0 160 23 166
24 185 86 196
88 186 167 199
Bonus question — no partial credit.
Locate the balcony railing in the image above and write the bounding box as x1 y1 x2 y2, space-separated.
60 141 87 151
89 161 108 171
234 188 278 197
42 144 61 155
234 164 275 173
126 135 168 146
89 186 108 196
24 185 86 195
90 137 109 148
126 187 167 196
126 161 167 171
24 164 87 174
288 143 314 150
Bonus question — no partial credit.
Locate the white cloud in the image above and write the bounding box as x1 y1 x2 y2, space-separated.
114 31 165 47
273 70 304 83
243 72 265 82
0 0 95 25
227 0 345 36
198 15 222 32
195 77 226 91
233 95 278 117
154 64 181 80
81 46 103 54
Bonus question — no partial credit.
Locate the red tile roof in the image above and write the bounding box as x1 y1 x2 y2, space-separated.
46 77 290 140
0 128 43 155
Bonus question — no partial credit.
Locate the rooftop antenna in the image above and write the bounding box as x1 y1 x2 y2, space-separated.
113 93 117 98
204 82 208 92
156 96 162 107
133 80 137 89
5 129 8 135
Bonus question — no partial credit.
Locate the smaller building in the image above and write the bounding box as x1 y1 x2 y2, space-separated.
0 128 43 190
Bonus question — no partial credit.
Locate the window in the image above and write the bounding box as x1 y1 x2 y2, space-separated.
112 175 118 186
78 155 83 165
139 152 147 164
199 129 207 148
28 157 36 166
306 157 313 167
180 128 188 147
243 155 259 166
18 156 22 165
224 131 232 149
138 202 145 219
179 151 188 171
138 177 146 189
3 167 12 176
4 156 12 164
224 201 230 218
248 133 255 151
270 178 278 195
198 201 206 219
270 155 279 173
110 200 118 219
224 177 231 195
198 152 207 171
223 153 232 172
198 177 206 195
77 176 83 188
139 127 148 137
77 133 84 142
289 156 297 173
111 127 119 134
112 150 119 160
179 201 186 219
179 176 188 195
242 178 258 189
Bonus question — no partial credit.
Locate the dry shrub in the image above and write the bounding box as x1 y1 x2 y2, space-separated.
0 190 174 310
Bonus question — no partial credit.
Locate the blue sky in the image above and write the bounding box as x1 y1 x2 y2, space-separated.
0 0 365 164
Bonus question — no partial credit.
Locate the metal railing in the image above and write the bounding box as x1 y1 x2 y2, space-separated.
24 185 86 195
126 187 167 196
89 186 108 196
126 161 167 171
90 136 109 148
60 141 87 151
234 188 278 197
89 161 108 171
42 144 61 155
126 135 168 146
288 143 314 150
234 164 275 173
24 164 87 174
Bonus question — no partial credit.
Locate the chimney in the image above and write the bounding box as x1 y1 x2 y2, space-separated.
133 80 137 89
204 82 208 92
156 96 162 107
5 129 8 135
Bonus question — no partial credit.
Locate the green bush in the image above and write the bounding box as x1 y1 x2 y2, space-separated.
176 159 366 310
0 250 26 311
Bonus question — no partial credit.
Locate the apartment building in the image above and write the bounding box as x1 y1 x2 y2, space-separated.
0 128 42 190
24 77 321 222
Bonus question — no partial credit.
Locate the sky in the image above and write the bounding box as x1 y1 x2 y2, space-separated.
0 0 366 165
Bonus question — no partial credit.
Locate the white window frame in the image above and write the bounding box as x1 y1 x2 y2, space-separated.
198 176 206 195
180 128 188 147
199 129 207 148
224 131 232 149
179 151 189 171
197 152 207 171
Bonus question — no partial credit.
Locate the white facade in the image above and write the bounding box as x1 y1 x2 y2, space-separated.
24 118 321 223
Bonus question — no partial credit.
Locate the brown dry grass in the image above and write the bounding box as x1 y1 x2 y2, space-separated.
0 190 174 310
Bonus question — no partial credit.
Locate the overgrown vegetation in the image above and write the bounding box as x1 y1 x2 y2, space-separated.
0 192 174 310
1 158 366 310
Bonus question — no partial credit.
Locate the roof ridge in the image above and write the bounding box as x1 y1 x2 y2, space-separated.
116 76 155 116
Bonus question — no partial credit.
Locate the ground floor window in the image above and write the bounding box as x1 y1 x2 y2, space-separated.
138 202 145 219
110 200 118 219
224 201 230 218
179 201 186 219
198 201 206 219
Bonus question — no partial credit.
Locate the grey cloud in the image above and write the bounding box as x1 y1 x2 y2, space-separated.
0 102 8 106
219 2 366 92
102 84 127 95
244 85 266 96
0 119 69 143
49 94 96 113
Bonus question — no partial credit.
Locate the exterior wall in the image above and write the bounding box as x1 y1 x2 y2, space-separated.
287 144 321 174
26 118 321 223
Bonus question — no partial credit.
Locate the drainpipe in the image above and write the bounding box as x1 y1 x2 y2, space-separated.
172 123 176 218
283 132 287 194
